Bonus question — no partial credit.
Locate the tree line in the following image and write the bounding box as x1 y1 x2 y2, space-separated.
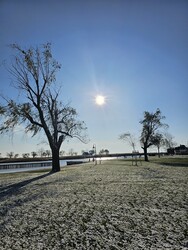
1 148 110 159
1 149 64 159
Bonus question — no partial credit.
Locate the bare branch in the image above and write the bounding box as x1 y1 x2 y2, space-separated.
0 43 88 172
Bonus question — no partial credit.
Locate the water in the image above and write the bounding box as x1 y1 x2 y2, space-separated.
0 158 89 174
0 156 121 174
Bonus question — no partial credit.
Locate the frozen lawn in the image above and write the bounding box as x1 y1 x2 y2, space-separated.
0 159 188 249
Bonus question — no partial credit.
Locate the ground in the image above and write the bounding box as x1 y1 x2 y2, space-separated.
0 157 187 249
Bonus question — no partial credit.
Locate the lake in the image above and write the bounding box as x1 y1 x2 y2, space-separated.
0 156 120 174
0 159 83 174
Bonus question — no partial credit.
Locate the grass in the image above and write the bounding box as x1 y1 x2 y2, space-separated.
150 155 188 167
0 157 188 249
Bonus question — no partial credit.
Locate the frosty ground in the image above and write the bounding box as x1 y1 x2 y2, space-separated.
0 158 187 250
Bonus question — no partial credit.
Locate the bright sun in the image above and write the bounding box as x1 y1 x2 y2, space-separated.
95 95 105 105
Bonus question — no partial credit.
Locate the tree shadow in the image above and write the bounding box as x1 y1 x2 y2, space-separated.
154 162 188 168
0 172 54 200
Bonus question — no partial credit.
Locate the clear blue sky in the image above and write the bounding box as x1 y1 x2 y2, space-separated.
0 0 188 156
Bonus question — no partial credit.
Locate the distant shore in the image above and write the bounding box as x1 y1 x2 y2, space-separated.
0 152 169 164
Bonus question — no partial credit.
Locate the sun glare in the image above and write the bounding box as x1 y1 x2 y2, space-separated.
95 95 105 106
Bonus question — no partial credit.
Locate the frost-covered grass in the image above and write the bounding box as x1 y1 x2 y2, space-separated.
0 158 188 249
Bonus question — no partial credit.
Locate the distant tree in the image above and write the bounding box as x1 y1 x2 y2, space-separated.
14 153 19 158
42 151 47 157
89 149 95 155
59 150 66 157
45 149 51 157
38 148 45 158
0 43 88 172
68 148 77 156
99 149 109 155
104 149 109 155
140 108 168 161
99 149 104 155
31 151 38 158
22 153 30 158
162 132 177 149
6 151 14 158
152 133 163 158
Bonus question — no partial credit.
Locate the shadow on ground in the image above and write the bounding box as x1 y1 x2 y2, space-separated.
0 172 54 200
154 162 188 167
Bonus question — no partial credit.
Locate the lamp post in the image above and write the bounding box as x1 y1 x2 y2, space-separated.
93 144 96 154
93 144 97 165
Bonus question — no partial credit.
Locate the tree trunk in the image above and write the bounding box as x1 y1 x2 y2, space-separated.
51 147 60 172
143 146 148 161
157 146 160 158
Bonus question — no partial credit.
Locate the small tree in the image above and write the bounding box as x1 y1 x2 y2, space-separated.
99 149 109 155
31 151 38 158
68 148 77 156
42 151 47 158
162 132 177 149
104 149 109 155
14 153 19 158
45 149 51 157
99 149 105 155
119 132 139 165
59 150 66 157
152 133 163 158
22 153 30 158
0 43 88 172
140 108 168 161
6 151 14 159
38 148 45 158
119 132 137 152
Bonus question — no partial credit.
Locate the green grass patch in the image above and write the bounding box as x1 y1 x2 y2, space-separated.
150 155 188 167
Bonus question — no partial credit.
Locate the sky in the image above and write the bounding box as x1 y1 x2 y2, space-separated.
0 0 188 157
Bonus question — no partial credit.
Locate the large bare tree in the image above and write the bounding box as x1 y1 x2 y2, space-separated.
0 43 88 172
140 108 168 161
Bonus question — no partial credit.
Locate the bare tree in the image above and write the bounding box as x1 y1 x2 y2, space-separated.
140 108 168 161
0 43 88 172
38 148 45 158
119 132 137 152
162 132 177 149
119 132 140 165
68 148 77 156
6 151 14 158
31 151 38 158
